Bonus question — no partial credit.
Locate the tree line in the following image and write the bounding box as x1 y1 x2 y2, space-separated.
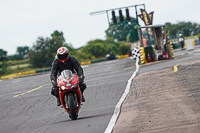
165 21 200 38
1 21 200 75
0 29 131 75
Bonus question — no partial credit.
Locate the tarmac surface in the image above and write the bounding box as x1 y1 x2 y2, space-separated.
0 46 200 133
113 57 200 132
0 58 135 133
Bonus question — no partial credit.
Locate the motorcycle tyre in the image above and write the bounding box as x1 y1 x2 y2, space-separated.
68 93 77 120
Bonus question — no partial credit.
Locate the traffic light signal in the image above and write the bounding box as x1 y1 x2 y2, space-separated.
111 8 131 24
119 9 124 22
126 8 130 21
112 10 117 23
162 31 165 39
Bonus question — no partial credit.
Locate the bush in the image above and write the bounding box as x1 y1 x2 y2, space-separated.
0 62 11 75
118 43 131 55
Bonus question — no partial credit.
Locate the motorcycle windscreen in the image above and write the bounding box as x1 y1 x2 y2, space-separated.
60 70 74 82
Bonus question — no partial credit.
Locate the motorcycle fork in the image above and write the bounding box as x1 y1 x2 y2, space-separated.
74 93 79 107
64 94 69 109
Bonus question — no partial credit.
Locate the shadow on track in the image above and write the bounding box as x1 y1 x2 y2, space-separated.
54 112 111 124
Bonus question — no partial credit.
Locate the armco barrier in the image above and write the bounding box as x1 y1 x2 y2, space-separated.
91 59 107 63
1 55 128 79
172 42 181 49
172 39 198 49
36 68 51 73
81 61 91 66
195 39 200 45
81 55 127 65
1 70 36 79
117 55 128 59
36 69 43 73
1 68 51 79
44 68 51 71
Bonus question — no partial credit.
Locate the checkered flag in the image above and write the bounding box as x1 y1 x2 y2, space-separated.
132 47 140 60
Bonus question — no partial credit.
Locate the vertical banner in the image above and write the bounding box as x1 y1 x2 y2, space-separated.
138 9 154 36
148 12 154 25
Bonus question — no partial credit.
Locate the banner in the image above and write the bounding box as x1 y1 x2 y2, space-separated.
138 9 154 36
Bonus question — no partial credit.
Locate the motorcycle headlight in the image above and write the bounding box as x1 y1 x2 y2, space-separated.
61 86 66 90
71 83 78 89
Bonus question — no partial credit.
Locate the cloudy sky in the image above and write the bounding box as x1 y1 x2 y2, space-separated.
0 0 200 55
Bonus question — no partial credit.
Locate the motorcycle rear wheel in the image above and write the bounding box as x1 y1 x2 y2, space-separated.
68 93 77 120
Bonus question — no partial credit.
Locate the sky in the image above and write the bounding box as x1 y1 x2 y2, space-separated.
0 0 200 55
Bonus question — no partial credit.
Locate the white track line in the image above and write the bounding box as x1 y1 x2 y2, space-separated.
104 58 140 133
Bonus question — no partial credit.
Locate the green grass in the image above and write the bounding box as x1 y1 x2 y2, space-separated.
0 59 29 66
0 61 32 77
9 63 30 70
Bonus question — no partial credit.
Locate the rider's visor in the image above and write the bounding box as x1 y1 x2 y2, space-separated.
58 53 68 60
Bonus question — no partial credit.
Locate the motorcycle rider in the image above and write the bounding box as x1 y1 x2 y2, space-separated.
178 33 184 48
50 47 86 106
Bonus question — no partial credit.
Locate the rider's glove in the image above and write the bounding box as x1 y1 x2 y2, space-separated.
79 75 85 84
51 80 57 87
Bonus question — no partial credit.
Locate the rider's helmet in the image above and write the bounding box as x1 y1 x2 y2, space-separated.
57 47 69 63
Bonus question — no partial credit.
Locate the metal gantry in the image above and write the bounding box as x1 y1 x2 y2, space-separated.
90 4 145 26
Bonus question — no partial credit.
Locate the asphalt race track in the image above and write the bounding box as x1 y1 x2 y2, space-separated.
0 58 135 133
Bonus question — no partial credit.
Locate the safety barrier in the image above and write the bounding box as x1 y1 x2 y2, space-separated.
91 59 107 63
82 55 128 64
192 39 196 48
1 70 36 79
169 42 174 59
171 39 199 50
195 39 200 45
1 68 52 79
172 42 181 49
139 47 147 64
184 39 198 50
1 55 128 79
35 68 51 73
117 55 128 59
81 61 91 66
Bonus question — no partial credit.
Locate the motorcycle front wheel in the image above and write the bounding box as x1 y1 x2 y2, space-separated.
68 93 77 120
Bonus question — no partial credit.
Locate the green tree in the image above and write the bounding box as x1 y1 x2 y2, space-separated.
51 30 65 43
8 54 20 60
16 46 29 59
28 31 76 68
82 38 120 58
82 40 108 58
29 37 58 68
165 21 200 38
64 43 77 57
1 62 10 75
118 43 131 55
7 46 29 60
105 17 137 41
0 49 8 61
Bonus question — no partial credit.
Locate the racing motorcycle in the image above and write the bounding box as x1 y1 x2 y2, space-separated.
57 70 82 120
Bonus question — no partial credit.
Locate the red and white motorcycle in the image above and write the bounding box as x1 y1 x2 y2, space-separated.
57 70 82 120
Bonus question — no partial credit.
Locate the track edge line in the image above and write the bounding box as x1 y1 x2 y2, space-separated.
104 58 140 133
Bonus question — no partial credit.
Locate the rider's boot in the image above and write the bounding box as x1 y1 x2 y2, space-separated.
57 97 61 106
81 91 85 102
